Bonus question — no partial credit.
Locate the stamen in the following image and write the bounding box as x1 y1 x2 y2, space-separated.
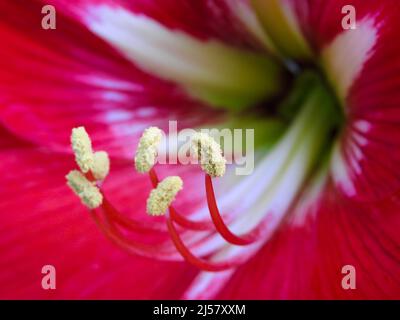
146 176 183 216
205 174 261 245
135 126 162 173
66 170 103 209
148 167 160 187
149 168 214 230
102 196 167 233
91 210 179 259
88 174 235 270
169 206 212 231
166 213 239 272
71 127 94 173
191 132 226 178
84 170 96 182
91 151 110 181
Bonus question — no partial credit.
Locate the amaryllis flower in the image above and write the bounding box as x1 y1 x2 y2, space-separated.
1 0 399 299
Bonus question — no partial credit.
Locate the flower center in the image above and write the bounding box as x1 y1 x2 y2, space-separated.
65 69 343 272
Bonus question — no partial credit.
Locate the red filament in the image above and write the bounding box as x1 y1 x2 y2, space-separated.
205 174 260 246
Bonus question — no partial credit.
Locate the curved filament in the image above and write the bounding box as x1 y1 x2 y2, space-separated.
149 168 214 231
166 211 240 272
91 210 174 258
205 174 261 246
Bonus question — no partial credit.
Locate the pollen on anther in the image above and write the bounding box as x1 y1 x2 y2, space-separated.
146 176 183 216
135 126 162 173
191 132 226 178
91 151 110 181
71 127 94 173
66 170 103 209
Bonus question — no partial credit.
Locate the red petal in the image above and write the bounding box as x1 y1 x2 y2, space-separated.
334 3 400 201
215 184 400 299
282 0 400 201
0 126 32 149
51 0 269 50
0 0 222 157
284 0 396 49
205 2 400 296
0 147 202 299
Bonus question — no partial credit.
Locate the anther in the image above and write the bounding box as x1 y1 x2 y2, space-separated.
191 132 226 177
146 176 183 216
66 170 103 209
135 127 163 173
91 151 110 180
71 126 94 173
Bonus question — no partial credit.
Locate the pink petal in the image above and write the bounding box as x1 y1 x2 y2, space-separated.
0 126 32 149
0 0 223 157
278 0 400 201
215 184 400 299
0 147 204 299
51 0 270 50
210 1 400 297
295 0 395 49
328 3 400 201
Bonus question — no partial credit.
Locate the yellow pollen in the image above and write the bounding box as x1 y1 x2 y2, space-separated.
91 151 110 181
66 170 103 209
135 127 163 173
71 127 94 173
146 176 183 216
191 132 226 177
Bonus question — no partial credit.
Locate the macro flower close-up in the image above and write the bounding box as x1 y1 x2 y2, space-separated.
0 0 399 300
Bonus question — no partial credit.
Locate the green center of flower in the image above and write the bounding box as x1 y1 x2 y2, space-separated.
210 65 344 176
